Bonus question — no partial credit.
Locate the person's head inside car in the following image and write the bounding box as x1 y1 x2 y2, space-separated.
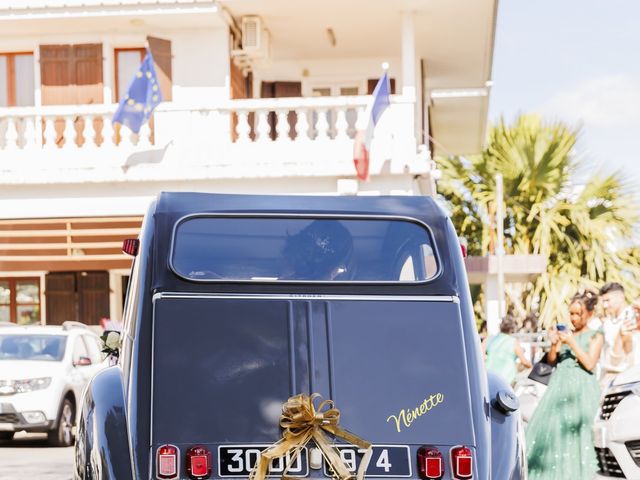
282 219 354 280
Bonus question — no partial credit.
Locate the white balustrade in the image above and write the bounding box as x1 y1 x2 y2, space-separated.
0 96 372 153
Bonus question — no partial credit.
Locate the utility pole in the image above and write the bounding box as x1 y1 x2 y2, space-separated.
495 173 506 321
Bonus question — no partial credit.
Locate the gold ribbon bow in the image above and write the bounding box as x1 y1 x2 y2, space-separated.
249 393 372 480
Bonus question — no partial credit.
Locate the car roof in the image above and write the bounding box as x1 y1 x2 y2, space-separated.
0 324 96 336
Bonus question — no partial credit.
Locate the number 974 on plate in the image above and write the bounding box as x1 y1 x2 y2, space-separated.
323 445 411 478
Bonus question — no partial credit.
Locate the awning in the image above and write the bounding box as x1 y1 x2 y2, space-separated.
0 216 142 272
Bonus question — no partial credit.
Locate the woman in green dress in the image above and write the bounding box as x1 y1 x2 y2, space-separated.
526 290 604 480
485 315 532 384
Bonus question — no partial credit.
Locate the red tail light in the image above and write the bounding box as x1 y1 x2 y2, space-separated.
156 444 179 479
451 446 473 479
417 446 444 479
186 446 212 479
122 238 139 256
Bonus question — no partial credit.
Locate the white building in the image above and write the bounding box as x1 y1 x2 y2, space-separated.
0 0 498 325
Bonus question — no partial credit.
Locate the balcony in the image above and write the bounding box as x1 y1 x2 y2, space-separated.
0 96 427 185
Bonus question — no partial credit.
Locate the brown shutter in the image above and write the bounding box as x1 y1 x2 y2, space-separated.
367 78 396 95
45 273 77 325
40 45 74 105
40 43 103 105
73 43 103 104
147 36 172 101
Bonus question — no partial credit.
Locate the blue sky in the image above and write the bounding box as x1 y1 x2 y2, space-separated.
488 0 640 183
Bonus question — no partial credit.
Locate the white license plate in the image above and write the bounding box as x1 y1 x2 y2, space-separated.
593 425 607 448
323 445 412 478
218 445 309 477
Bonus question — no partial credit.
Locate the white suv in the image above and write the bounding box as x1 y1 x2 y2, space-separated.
593 364 640 479
0 322 107 446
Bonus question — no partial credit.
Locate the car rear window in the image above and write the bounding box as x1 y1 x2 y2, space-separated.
171 216 439 282
0 335 67 361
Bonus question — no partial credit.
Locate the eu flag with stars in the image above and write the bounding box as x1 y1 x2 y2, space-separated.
112 50 163 133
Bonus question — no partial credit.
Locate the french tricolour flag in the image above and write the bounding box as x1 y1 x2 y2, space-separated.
353 72 391 181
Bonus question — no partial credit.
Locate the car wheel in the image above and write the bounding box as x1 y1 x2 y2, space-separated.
48 398 75 447
0 432 14 441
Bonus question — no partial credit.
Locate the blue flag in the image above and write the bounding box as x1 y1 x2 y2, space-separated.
113 50 163 133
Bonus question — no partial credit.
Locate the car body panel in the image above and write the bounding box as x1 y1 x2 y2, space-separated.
76 192 520 480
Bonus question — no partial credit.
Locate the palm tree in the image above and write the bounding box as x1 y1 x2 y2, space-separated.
438 114 640 326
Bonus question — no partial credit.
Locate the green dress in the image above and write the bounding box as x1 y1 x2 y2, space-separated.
526 329 603 480
485 333 518 384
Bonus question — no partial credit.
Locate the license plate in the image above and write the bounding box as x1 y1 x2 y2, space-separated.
218 445 309 477
323 445 411 478
593 425 607 449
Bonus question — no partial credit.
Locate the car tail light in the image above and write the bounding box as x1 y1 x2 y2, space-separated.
417 446 444 479
122 238 139 256
156 444 179 479
186 446 212 479
451 446 473 479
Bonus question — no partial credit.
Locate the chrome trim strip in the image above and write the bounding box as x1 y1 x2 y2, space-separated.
153 292 458 303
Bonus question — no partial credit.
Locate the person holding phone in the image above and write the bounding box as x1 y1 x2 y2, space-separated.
526 290 604 480
599 282 637 385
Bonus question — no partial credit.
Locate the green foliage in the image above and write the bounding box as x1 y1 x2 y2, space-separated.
438 115 640 325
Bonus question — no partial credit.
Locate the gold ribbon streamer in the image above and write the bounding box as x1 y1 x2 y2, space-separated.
249 393 372 480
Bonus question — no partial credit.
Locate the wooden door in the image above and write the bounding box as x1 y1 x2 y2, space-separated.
367 78 396 95
261 81 302 140
147 36 172 101
45 273 77 325
45 271 109 326
78 272 109 326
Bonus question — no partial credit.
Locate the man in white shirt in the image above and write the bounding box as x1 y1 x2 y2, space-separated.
599 282 637 386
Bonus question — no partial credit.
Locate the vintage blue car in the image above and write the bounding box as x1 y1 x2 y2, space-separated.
74 192 525 480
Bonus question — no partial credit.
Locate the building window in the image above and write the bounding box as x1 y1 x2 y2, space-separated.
0 52 35 107
0 278 41 324
115 48 145 101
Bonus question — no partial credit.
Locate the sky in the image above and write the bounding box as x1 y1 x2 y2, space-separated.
488 0 640 183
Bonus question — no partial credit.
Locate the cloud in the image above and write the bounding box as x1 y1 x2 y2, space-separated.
537 74 640 128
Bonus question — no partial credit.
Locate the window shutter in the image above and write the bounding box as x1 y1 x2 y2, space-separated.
73 43 103 104
40 44 103 105
40 44 74 105
147 36 172 101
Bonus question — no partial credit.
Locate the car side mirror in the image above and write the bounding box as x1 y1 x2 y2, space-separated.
74 356 92 367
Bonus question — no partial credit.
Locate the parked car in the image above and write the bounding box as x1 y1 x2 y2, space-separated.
593 363 640 479
0 321 106 446
75 192 525 480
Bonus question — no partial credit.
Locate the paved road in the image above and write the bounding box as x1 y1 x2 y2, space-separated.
0 433 74 480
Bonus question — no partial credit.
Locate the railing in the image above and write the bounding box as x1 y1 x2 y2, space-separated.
0 96 375 151
0 95 423 182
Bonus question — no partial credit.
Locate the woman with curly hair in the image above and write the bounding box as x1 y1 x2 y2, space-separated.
526 290 604 479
